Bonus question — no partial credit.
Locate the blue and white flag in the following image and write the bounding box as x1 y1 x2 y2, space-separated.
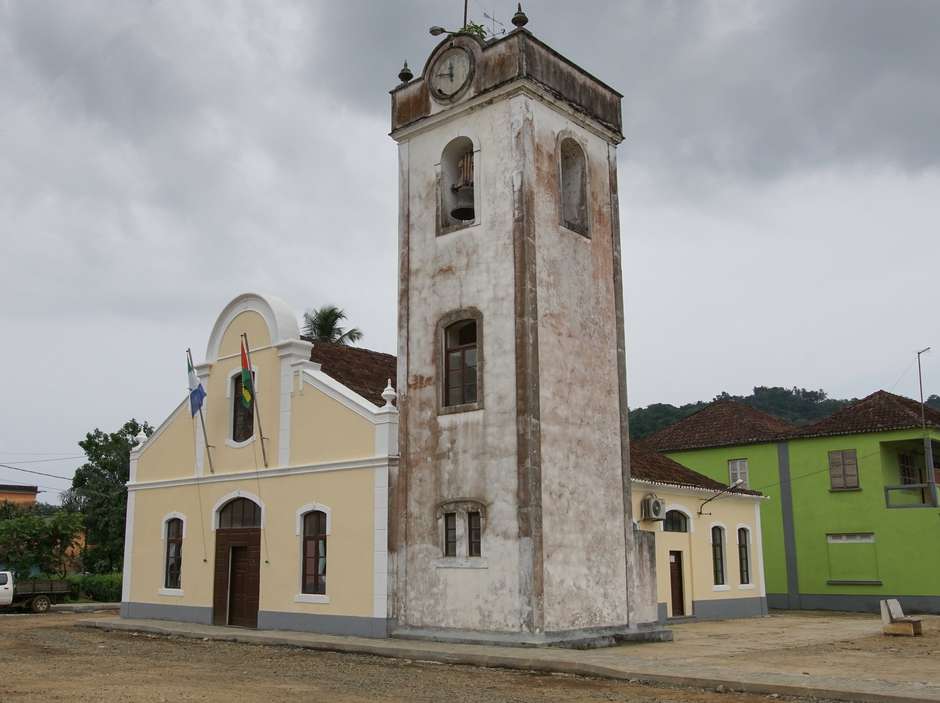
187 355 206 417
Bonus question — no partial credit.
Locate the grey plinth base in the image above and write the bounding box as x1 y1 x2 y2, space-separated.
391 623 672 649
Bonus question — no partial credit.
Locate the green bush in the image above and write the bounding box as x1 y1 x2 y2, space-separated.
68 573 122 602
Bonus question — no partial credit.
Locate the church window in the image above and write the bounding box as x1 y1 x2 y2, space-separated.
444 513 457 557
440 137 476 231
559 137 588 235
218 497 261 529
468 511 482 557
164 518 183 590
663 510 688 533
302 510 328 595
444 320 478 407
231 371 255 443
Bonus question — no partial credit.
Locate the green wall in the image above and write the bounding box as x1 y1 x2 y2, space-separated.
786 430 940 598
666 428 940 608
665 443 786 595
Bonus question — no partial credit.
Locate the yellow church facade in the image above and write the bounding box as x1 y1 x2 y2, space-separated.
121 293 397 636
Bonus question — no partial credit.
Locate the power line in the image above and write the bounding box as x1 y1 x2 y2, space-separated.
0 455 84 465
0 463 75 482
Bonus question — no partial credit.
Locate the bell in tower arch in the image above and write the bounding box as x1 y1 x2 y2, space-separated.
449 150 475 222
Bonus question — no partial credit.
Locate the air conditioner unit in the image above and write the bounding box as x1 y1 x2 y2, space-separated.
641 494 666 521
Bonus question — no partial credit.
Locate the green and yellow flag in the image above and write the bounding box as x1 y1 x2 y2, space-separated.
239 338 254 409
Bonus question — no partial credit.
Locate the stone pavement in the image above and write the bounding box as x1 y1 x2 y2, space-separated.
79 611 940 703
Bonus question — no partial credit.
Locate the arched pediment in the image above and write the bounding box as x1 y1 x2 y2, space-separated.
205 292 299 362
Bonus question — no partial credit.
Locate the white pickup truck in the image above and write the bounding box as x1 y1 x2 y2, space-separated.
0 571 70 613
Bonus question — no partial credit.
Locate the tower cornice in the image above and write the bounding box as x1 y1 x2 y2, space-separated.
391 29 623 140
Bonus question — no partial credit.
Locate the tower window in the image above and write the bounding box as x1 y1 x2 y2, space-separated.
559 137 588 236
440 137 476 231
444 513 457 557
468 511 482 557
444 320 478 407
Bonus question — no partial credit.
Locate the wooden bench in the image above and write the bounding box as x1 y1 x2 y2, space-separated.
881 599 923 636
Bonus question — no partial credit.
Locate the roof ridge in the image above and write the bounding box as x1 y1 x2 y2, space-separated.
643 397 798 452
786 388 940 439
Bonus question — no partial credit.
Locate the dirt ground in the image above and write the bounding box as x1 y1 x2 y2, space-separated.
1 612 838 703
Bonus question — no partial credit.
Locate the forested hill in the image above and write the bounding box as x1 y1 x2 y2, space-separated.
629 386 940 440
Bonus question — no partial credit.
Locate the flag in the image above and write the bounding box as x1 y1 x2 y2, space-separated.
239 338 254 409
187 355 206 417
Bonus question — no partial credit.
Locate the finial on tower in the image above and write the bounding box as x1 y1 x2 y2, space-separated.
511 3 529 28
398 61 413 84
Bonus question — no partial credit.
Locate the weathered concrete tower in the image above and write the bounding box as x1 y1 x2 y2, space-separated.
389 19 659 644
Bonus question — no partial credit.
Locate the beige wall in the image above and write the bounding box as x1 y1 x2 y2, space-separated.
136 401 194 482
633 484 765 618
127 467 378 617
289 385 375 465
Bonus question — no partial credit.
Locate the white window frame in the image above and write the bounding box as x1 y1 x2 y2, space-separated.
159 512 186 597
736 524 754 589
709 522 729 591
728 458 749 488
294 503 332 604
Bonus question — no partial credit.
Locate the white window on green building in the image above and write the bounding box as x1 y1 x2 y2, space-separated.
728 458 749 488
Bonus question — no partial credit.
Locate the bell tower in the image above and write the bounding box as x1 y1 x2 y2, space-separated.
389 14 660 644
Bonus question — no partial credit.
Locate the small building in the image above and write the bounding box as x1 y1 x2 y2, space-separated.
645 392 940 614
630 444 767 621
0 485 39 506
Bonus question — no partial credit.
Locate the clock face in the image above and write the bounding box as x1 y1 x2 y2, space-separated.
429 47 473 101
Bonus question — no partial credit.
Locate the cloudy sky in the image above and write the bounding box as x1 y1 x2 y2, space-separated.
2 0 938 500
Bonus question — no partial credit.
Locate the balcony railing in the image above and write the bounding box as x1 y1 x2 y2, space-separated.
884 483 939 509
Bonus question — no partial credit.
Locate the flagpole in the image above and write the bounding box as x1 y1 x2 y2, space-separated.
242 333 269 468
188 348 215 474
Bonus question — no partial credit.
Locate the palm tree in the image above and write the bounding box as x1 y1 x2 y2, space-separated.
302 305 363 345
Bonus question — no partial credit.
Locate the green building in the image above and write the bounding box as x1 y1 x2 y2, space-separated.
645 391 940 613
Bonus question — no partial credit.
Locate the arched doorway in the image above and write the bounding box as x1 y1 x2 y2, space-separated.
213 497 262 627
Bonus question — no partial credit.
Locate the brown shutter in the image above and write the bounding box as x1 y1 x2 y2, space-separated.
843 450 859 488
829 450 844 489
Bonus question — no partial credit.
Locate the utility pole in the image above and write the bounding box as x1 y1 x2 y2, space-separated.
917 347 936 506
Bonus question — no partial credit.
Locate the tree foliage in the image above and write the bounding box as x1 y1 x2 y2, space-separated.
928 394 940 411
62 419 153 573
629 386 857 439
301 305 363 345
0 507 84 577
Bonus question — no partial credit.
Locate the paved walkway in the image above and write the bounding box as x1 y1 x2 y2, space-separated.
80 611 940 703
52 602 120 613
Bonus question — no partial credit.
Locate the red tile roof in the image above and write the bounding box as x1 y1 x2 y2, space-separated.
308 343 397 407
789 390 940 440
643 400 798 452
630 442 761 495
